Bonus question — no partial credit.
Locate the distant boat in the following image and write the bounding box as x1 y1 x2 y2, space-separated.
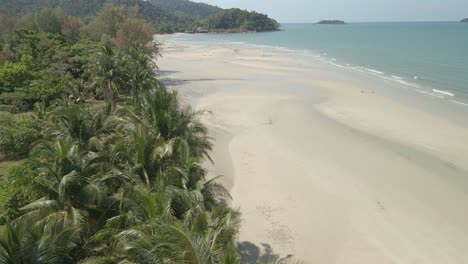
317 20 346 25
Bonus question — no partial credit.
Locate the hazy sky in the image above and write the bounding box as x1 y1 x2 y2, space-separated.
199 0 468 23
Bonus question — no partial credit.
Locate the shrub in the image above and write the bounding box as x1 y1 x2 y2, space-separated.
0 112 42 159
0 162 45 224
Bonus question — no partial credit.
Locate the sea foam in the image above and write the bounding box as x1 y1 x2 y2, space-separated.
432 89 455 97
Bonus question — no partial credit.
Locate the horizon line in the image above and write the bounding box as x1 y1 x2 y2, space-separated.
278 20 463 24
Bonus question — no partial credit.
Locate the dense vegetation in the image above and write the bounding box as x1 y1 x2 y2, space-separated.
148 0 222 20
1 0 280 33
0 0 199 33
199 8 280 32
0 6 248 263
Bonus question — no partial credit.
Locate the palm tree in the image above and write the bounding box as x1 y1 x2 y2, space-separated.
46 102 116 152
121 47 161 104
0 221 80 264
90 45 121 111
0 41 242 263
82 182 241 264
15 136 129 242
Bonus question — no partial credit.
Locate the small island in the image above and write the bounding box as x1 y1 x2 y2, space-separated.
461 18 468 23
317 20 346 25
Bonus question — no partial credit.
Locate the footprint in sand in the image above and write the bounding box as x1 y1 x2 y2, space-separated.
256 205 295 249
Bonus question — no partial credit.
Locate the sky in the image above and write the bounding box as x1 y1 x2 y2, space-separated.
199 0 468 23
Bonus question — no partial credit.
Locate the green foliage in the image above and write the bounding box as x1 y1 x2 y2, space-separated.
0 75 242 263
15 7 66 34
148 0 222 19
88 45 121 110
0 162 45 224
83 4 138 40
0 112 42 159
0 62 32 94
120 47 160 104
0 3 252 262
0 13 17 41
0 30 99 110
0 0 197 33
200 8 280 32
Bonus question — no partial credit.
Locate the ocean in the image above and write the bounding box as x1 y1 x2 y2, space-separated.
163 22 468 110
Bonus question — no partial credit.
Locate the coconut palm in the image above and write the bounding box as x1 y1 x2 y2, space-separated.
0 220 81 264
15 136 128 238
128 87 213 170
90 45 122 111
0 40 241 264
121 47 161 104
83 182 241 264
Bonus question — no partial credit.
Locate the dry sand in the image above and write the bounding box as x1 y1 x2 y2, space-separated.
157 40 468 264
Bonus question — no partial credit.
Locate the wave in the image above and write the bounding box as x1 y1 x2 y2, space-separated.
416 89 445 99
365 68 384 75
395 79 420 88
189 39 466 107
451 100 468 106
330 61 345 68
432 89 455 97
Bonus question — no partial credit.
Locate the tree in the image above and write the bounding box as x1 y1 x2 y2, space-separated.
0 13 243 261
114 17 158 54
35 7 66 34
0 62 32 94
89 45 121 110
200 8 280 32
121 47 159 104
61 16 84 43
0 112 42 159
0 13 17 41
84 4 138 40
0 162 45 224
0 221 80 264
15 8 66 34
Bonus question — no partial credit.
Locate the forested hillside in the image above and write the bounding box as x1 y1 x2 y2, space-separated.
148 0 222 19
0 0 280 33
200 8 280 32
0 0 194 32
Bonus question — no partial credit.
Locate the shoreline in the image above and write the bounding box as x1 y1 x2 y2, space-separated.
156 32 468 117
157 40 468 263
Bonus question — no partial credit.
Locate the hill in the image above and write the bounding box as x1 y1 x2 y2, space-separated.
0 0 194 31
0 0 280 33
462 18 468 22
199 8 280 32
148 0 222 19
317 20 346 24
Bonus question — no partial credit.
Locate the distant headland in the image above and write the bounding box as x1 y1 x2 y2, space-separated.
461 18 468 23
317 20 346 25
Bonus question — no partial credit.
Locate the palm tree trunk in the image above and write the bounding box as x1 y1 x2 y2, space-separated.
108 81 116 111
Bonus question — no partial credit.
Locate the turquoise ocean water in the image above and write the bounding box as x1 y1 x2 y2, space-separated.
166 22 468 108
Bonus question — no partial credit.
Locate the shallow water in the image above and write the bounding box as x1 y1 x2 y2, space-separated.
163 22 468 110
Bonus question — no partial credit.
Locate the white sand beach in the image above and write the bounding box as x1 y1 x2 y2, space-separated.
157 40 468 264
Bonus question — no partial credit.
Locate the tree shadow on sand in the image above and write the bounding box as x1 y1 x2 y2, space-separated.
157 70 180 77
160 78 187 87
237 241 297 264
